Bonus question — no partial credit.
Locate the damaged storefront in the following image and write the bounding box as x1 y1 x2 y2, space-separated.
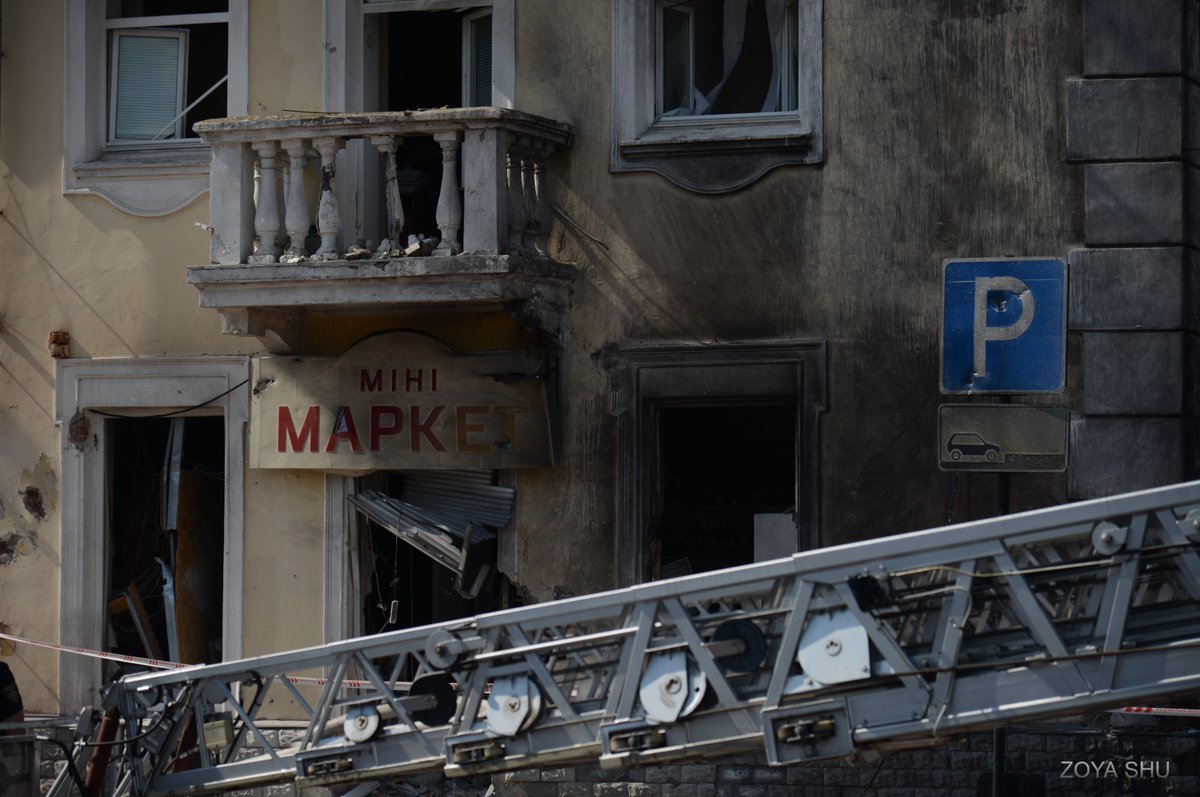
251 329 557 642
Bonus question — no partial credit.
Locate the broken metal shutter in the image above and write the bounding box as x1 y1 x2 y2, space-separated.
398 469 513 529
349 470 514 598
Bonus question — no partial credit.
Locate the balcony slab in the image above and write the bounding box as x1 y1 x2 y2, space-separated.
188 254 576 353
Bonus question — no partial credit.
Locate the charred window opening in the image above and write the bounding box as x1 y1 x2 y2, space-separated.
654 402 795 578
107 417 224 670
612 343 824 587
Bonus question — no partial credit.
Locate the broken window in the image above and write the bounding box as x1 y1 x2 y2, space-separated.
107 417 224 670
611 0 822 192
350 470 510 639
657 0 800 117
106 1 230 145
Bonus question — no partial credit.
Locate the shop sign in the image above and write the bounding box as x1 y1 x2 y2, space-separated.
250 331 554 470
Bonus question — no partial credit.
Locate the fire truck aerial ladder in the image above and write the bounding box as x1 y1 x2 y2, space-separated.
51 480 1200 797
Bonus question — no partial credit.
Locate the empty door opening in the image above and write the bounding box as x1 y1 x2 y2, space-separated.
376 9 493 241
107 417 224 671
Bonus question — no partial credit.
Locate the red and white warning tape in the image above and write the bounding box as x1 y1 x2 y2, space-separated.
0 631 406 690
0 630 185 671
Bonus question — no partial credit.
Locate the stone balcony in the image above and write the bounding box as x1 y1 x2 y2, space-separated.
186 109 575 352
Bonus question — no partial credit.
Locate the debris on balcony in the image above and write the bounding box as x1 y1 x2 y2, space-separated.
188 109 576 351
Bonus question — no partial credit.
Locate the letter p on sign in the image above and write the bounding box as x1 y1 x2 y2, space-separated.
942 259 1065 394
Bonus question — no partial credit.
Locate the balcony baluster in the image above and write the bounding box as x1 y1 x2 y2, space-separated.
248 141 283 263
281 138 310 263
433 131 463 256
507 140 529 255
312 136 345 260
370 135 405 258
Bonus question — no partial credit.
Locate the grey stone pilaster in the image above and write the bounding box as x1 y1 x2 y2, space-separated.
1067 78 1183 161
1082 332 1183 415
1068 418 1185 499
1083 0 1187 76
1084 162 1185 246
1069 248 1185 330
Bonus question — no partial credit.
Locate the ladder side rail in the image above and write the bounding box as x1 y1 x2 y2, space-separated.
114 480 1200 698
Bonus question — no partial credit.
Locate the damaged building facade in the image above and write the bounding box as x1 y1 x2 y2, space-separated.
0 0 1197 773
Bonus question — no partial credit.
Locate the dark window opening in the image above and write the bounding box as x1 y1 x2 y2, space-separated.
107 417 224 670
181 20 228 133
382 11 464 241
114 1 229 14
654 403 795 578
384 12 463 113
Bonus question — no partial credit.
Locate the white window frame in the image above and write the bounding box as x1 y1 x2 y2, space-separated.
56 357 249 714
63 0 248 217
329 0 514 113
107 27 189 144
612 0 824 192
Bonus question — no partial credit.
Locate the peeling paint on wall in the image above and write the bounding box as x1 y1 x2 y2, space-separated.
0 533 31 566
18 488 44 522
19 455 57 518
0 454 56 563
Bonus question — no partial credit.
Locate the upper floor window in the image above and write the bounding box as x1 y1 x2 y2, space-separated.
105 1 230 146
657 0 799 118
612 0 823 193
64 0 247 216
363 1 494 109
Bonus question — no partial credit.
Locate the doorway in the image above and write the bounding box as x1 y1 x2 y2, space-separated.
107 417 225 669
374 8 494 241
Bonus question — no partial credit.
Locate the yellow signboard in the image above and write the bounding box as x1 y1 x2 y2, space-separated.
250 331 554 470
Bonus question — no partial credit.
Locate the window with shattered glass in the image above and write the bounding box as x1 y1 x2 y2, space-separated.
657 0 799 118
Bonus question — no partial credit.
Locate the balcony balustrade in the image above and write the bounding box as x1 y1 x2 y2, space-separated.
186 109 575 352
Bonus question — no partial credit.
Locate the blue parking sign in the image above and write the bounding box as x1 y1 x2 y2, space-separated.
942 258 1065 394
